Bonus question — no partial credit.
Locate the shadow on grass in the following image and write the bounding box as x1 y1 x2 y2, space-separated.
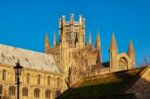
57 66 150 99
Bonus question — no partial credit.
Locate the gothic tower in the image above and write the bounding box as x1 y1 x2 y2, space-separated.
109 33 118 72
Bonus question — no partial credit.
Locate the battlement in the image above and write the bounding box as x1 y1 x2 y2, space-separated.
59 14 85 28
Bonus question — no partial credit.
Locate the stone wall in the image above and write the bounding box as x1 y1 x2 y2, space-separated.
0 64 66 99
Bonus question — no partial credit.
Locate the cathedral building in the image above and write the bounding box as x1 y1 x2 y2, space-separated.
0 14 135 99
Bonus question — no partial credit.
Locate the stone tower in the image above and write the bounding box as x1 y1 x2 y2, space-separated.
45 14 102 79
59 14 86 48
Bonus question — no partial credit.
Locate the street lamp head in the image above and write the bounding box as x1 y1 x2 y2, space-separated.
14 60 23 75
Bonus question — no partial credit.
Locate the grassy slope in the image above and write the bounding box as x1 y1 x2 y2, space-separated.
62 67 146 99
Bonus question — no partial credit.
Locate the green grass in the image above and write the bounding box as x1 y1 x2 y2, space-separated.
62 67 146 99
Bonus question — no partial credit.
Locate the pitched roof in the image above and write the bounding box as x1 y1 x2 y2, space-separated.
0 44 62 74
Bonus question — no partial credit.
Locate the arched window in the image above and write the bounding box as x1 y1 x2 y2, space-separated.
119 57 128 70
22 87 28 96
26 73 30 84
57 77 61 88
0 85 3 94
9 86 16 96
2 70 6 81
34 88 40 98
55 90 61 98
45 89 51 98
47 76 51 86
37 75 41 85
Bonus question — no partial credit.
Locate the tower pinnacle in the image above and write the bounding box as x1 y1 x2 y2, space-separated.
110 33 118 50
95 31 101 49
128 39 135 56
88 32 92 45
45 32 50 53
128 39 135 66
54 32 56 47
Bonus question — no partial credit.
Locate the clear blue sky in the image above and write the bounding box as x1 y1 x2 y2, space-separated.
0 0 150 66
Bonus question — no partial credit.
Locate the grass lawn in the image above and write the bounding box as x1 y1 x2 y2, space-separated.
62 67 146 99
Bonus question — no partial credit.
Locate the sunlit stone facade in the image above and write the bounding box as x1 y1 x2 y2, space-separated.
0 44 66 99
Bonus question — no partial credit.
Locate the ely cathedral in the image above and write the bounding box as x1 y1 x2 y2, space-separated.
45 14 135 85
0 14 135 99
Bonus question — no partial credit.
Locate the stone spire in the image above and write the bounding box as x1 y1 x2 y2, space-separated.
128 39 135 57
45 32 50 53
53 32 56 47
110 33 118 50
95 31 101 49
128 39 135 67
109 33 118 72
88 32 92 45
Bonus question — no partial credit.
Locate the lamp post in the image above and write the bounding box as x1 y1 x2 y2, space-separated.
14 61 23 99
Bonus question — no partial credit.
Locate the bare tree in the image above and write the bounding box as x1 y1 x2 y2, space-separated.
68 46 99 86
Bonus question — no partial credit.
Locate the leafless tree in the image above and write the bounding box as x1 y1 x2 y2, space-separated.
68 47 99 86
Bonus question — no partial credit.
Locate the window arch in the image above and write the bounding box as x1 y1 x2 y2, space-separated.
22 87 28 96
37 75 41 85
45 89 51 98
26 73 30 84
2 70 6 81
47 76 51 86
0 85 3 94
34 88 40 98
57 77 61 88
9 86 16 96
119 57 128 70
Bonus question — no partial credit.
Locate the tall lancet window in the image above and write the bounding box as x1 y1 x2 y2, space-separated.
27 73 30 84
47 76 51 86
37 75 41 85
2 70 6 81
